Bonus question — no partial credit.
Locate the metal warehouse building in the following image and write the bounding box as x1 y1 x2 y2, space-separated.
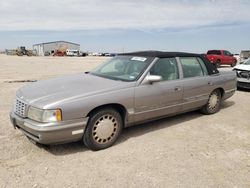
33 41 80 56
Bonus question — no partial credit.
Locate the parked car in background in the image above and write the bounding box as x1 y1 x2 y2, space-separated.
10 51 236 150
44 51 50 56
66 49 79 57
79 51 87 57
91 52 99 56
233 58 250 89
104 53 117 57
233 54 240 63
239 50 250 63
206 50 237 67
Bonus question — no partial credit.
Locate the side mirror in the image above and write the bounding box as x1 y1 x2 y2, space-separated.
145 75 162 84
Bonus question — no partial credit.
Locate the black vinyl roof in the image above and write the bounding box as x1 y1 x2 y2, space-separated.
120 51 201 58
120 50 219 75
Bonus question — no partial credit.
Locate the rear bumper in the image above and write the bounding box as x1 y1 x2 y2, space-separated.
10 111 89 144
223 88 236 100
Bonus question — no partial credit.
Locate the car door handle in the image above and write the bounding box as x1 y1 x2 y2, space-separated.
174 87 181 91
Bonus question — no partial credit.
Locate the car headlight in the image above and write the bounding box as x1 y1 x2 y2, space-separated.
28 106 62 123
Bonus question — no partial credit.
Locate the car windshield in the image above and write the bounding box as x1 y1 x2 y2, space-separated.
244 59 250 65
90 56 152 81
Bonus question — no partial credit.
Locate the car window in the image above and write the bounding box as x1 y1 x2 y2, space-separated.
90 56 152 81
197 58 208 75
207 50 221 55
99 59 122 73
224 51 231 56
180 57 204 78
150 58 179 81
244 59 250 65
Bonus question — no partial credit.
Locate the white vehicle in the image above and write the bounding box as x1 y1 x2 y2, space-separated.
66 49 79 57
233 58 250 89
239 50 250 63
233 54 240 63
91 52 99 56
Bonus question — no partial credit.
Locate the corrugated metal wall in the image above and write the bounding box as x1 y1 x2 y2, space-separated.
33 41 80 56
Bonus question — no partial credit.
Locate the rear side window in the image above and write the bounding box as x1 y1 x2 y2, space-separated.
197 58 208 75
180 57 205 78
224 51 231 56
207 50 221 55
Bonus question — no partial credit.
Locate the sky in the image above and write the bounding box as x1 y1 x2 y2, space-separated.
0 0 250 53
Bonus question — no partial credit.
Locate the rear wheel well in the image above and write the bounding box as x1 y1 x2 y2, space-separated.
215 88 224 98
87 104 127 126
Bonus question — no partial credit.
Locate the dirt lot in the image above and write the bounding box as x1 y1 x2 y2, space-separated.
0 55 249 188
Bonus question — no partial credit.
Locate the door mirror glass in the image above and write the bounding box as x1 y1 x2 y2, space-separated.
145 75 162 83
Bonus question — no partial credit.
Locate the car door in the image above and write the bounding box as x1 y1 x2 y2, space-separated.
178 57 213 111
226 51 235 64
224 51 232 64
134 58 183 123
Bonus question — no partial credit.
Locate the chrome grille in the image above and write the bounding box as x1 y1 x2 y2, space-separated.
14 98 28 117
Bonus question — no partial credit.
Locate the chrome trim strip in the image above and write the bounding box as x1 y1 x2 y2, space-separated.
127 108 135 115
135 103 182 115
72 129 84 135
183 93 209 102
181 97 207 105
134 97 208 115
224 89 236 93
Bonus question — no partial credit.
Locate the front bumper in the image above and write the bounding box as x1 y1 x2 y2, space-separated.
237 78 250 89
10 111 89 144
237 81 250 89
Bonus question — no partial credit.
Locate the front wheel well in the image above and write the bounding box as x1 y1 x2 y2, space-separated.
87 104 127 126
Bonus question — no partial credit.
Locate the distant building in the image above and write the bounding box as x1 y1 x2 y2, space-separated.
33 41 80 56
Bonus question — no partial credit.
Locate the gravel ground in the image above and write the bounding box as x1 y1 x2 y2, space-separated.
0 55 249 188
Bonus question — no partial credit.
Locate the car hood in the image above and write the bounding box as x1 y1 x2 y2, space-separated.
234 64 250 71
17 73 134 108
